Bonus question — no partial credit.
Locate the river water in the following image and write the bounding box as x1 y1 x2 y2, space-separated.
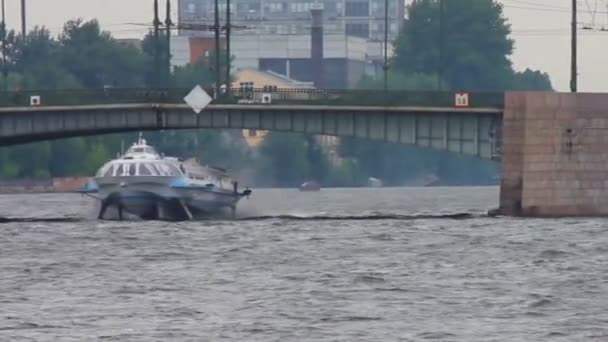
1 187 607 341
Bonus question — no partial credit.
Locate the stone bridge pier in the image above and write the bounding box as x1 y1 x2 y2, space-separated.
500 92 608 217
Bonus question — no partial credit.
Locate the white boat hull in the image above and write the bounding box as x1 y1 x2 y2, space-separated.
88 176 246 220
83 136 251 221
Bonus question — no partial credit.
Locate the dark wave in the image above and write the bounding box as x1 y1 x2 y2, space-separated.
0 213 479 223
0 216 84 223
237 213 478 221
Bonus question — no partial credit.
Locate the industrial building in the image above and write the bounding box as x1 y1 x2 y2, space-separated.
175 0 405 78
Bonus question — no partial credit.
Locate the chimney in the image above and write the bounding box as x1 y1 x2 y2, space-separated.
310 6 324 88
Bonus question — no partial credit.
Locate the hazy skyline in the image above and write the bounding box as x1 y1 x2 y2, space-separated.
2 0 607 92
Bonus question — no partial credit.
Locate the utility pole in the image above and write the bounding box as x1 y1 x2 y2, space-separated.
438 0 444 91
153 0 161 88
570 0 577 93
214 0 221 96
1 0 6 91
165 0 172 88
383 0 389 91
21 0 27 39
21 0 26 36
225 0 231 95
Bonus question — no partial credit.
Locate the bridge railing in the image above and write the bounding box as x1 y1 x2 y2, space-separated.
0 88 505 108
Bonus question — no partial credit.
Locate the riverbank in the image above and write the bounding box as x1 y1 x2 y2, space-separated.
0 177 90 194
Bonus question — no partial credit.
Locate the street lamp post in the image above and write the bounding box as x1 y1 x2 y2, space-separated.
383 0 389 91
570 0 577 93
438 0 444 91
1 0 6 91
21 0 26 36
225 0 231 96
153 0 161 88
165 0 172 88
214 0 221 96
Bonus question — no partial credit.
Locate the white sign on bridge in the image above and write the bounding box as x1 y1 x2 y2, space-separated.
454 92 470 107
184 85 212 114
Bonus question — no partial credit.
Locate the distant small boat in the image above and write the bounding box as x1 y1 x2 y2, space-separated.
367 177 383 188
299 181 321 192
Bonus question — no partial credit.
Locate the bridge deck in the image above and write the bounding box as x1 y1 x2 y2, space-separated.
0 100 503 160
0 88 505 109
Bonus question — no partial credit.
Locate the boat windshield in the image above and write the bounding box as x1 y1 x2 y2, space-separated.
128 146 156 154
96 161 183 177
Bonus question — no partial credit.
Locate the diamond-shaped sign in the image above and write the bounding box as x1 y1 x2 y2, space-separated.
184 85 212 114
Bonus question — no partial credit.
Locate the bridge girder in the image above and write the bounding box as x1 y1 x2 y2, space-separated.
0 104 502 160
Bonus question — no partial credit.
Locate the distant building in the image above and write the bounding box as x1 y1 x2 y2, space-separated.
176 0 404 80
170 33 367 88
231 68 340 163
170 36 225 68
176 0 404 43
231 68 314 89
231 68 312 147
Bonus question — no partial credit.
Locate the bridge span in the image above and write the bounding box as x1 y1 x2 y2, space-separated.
0 102 502 159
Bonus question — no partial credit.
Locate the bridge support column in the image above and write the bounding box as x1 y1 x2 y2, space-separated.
499 92 608 217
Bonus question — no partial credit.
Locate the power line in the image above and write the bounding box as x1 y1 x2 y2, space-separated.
501 0 570 11
501 0 608 14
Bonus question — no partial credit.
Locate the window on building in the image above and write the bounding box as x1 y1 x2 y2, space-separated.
218 4 234 13
240 82 254 90
267 2 285 13
290 2 314 13
345 1 369 17
346 23 369 38
249 1 261 12
186 2 196 14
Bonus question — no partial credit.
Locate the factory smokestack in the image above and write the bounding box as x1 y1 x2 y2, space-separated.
310 6 324 88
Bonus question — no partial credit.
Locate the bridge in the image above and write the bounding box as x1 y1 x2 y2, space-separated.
0 88 503 159
2 88 608 218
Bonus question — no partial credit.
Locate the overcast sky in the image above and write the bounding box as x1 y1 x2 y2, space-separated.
2 0 607 92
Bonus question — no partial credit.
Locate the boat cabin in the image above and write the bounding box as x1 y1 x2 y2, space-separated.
122 136 161 160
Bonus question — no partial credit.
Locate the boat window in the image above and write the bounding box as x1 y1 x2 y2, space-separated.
148 163 163 176
96 164 111 177
138 163 154 176
114 164 124 177
166 164 182 176
129 164 136 176
133 147 144 153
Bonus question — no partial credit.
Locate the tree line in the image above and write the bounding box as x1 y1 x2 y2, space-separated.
0 0 552 187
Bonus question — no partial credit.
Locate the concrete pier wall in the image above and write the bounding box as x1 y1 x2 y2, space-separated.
500 92 608 217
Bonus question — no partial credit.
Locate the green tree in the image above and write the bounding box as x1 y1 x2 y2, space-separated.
511 68 553 90
256 133 310 187
171 49 231 89
344 0 555 186
58 19 146 88
305 136 331 184
357 72 440 90
393 0 514 91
